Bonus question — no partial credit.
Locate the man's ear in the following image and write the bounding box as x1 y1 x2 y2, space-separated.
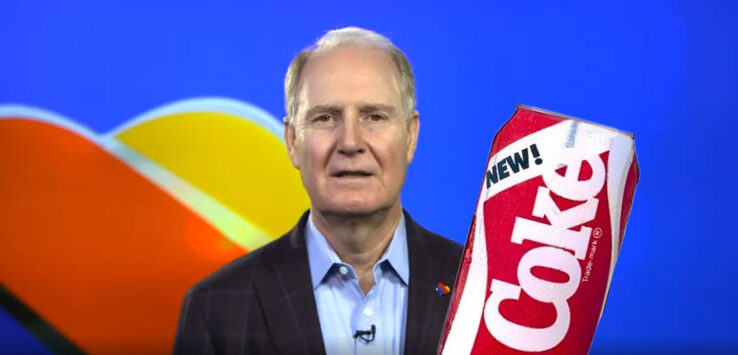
284 117 300 169
406 110 420 164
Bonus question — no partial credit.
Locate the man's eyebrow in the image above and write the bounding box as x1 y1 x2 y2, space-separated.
358 104 396 115
305 105 343 117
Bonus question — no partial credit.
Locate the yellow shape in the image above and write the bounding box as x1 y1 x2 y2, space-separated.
115 111 308 244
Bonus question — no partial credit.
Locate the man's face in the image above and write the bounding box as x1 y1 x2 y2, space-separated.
285 45 419 218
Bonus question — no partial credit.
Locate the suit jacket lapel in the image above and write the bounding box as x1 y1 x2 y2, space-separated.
253 212 326 355
404 211 449 355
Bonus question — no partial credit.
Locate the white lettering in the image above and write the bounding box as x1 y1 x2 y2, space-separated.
484 278 571 352
518 247 581 302
511 216 591 260
484 153 606 351
543 155 605 201
532 186 599 232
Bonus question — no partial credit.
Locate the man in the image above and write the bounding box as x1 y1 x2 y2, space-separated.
174 27 463 355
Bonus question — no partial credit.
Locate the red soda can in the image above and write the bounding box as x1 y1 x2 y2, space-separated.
439 105 639 354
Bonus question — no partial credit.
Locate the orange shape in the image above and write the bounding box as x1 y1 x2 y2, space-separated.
0 118 245 353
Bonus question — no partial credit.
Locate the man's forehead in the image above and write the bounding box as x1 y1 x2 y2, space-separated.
308 44 395 69
297 46 403 112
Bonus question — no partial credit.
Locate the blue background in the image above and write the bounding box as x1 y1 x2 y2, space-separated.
2 0 737 353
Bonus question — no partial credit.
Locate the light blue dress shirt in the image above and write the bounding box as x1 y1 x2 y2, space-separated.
306 213 409 355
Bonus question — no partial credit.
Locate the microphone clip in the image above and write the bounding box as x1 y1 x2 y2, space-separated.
353 324 376 343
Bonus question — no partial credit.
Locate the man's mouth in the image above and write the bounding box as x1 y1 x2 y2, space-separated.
332 170 373 178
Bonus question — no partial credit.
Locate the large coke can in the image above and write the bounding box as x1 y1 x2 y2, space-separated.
439 105 639 354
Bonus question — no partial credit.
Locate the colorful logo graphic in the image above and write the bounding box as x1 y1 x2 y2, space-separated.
0 98 309 353
436 282 451 296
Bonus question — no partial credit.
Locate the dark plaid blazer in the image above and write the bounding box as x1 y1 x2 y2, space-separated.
173 210 463 354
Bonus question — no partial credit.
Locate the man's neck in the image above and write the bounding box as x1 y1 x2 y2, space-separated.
311 203 403 294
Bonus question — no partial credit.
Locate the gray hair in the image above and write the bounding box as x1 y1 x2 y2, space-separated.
284 27 416 125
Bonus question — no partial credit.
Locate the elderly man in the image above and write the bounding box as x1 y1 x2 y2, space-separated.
174 27 463 355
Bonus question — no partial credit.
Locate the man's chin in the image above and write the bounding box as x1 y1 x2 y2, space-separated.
315 201 395 220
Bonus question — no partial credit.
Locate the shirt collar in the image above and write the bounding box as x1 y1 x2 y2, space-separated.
305 212 409 289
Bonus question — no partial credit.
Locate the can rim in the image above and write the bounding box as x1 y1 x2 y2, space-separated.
516 104 636 138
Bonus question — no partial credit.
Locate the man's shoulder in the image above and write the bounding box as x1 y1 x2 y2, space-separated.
405 211 464 262
186 233 289 296
417 226 464 255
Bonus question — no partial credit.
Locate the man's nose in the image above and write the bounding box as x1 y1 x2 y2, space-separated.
337 116 364 156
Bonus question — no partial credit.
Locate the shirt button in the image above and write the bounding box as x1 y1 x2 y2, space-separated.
363 307 373 317
339 266 348 275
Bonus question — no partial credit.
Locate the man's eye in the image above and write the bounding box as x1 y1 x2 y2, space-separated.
368 113 386 121
312 115 332 123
